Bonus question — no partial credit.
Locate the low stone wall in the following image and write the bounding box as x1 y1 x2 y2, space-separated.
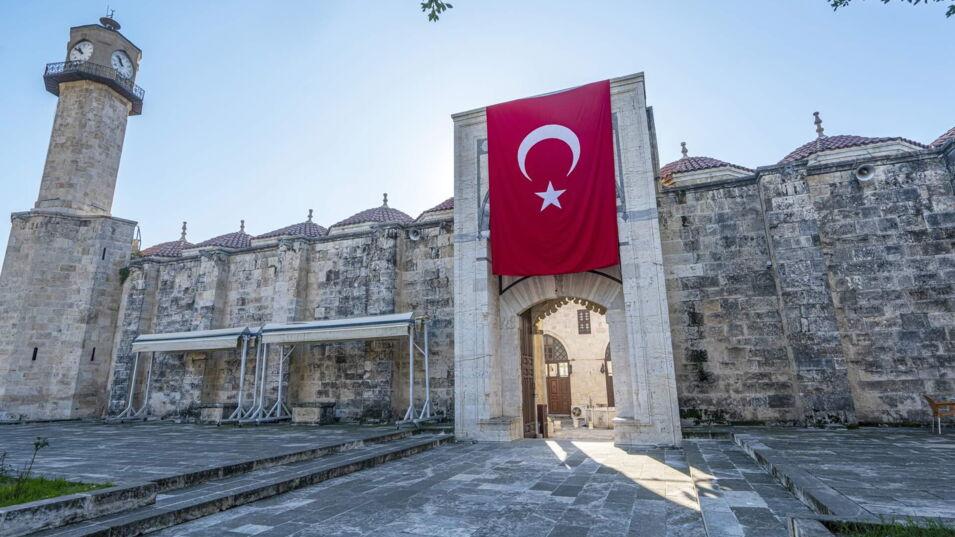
0 481 156 537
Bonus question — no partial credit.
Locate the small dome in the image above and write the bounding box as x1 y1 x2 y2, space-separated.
331 194 413 228
195 221 253 249
256 210 327 239
140 239 194 258
659 156 751 180
779 134 925 164
931 126 955 148
416 197 453 220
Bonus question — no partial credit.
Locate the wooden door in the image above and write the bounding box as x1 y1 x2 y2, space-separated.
520 311 537 438
546 376 571 415
544 334 572 415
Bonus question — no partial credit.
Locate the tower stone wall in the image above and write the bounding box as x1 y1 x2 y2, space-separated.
35 81 131 215
0 21 140 420
0 212 135 419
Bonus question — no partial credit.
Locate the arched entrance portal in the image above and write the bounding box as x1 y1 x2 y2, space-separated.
516 299 620 439
452 74 682 446
499 272 640 443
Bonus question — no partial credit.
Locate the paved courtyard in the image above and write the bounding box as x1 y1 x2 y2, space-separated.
0 421 401 484
6 422 955 536
151 438 809 537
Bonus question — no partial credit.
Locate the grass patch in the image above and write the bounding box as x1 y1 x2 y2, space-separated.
829 520 955 537
0 475 111 508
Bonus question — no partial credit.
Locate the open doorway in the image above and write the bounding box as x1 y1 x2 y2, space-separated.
520 297 616 440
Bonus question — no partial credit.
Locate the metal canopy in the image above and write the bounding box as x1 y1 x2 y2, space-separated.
260 312 415 345
131 326 253 353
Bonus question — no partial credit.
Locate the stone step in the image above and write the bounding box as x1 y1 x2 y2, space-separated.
34 433 453 537
151 428 416 493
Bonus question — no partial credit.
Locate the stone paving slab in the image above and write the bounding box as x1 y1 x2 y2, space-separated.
734 427 955 521
152 439 814 537
0 421 402 485
687 439 814 537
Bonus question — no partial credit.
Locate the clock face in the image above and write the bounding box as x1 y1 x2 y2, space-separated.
111 50 134 79
69 40 93 61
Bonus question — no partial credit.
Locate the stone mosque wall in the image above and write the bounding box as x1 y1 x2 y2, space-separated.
661 141 955 426
107 213 456 423
102 134 955 428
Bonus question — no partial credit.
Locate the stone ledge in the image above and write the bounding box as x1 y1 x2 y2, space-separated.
733 433 877 521
790 515 955 537
0 481 156 537
789 517 835 537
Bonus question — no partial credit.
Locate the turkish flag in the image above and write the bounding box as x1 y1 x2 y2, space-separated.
488 80 619 276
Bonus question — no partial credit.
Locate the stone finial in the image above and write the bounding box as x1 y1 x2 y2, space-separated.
180 221 188 241
680 142 688 158
814 111 825 139
383 193 389 207
240 220 245 233
307 209 313 222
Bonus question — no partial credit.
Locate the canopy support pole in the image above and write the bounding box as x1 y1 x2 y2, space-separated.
241 341 263 419
402 325 416 422
226 335 251 422
114 351 140 419
132 351 155 419
264 345 294 420
241 343 269 423
418 319 431 421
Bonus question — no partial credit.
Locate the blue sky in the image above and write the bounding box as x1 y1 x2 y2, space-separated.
0 1 952 260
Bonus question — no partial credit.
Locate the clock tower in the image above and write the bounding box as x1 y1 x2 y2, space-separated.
0 17 143 420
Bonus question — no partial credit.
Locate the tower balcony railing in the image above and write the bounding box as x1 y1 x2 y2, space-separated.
43 60 144 115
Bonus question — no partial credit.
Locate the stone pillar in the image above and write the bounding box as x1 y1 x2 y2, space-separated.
758 169 857 425
192 251 230 331
610 76 682 446
105 262 159 415
270 239 310 324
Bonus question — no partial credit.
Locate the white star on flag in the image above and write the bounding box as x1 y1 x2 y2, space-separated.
535 181 566 211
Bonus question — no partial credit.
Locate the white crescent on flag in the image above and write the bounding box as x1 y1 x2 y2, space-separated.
516 124 580 181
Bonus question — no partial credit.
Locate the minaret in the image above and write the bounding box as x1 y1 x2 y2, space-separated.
0 16 143 420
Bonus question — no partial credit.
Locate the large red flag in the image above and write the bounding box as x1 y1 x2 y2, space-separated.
487 80 619 276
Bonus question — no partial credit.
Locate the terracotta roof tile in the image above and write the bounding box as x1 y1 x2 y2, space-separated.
419 197 453 215
659 156 751 180
332 196 413 227
139 239 194 257
931 127 955 147
256 221 327 240
195 228 253 249
779 135 926 164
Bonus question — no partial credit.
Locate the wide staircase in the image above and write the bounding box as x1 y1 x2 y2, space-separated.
34 430 452 536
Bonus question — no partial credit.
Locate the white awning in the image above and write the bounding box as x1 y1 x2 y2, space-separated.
131 326 253 353
260 312 414 345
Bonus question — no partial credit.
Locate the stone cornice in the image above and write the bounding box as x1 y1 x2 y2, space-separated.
10 208 137 226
